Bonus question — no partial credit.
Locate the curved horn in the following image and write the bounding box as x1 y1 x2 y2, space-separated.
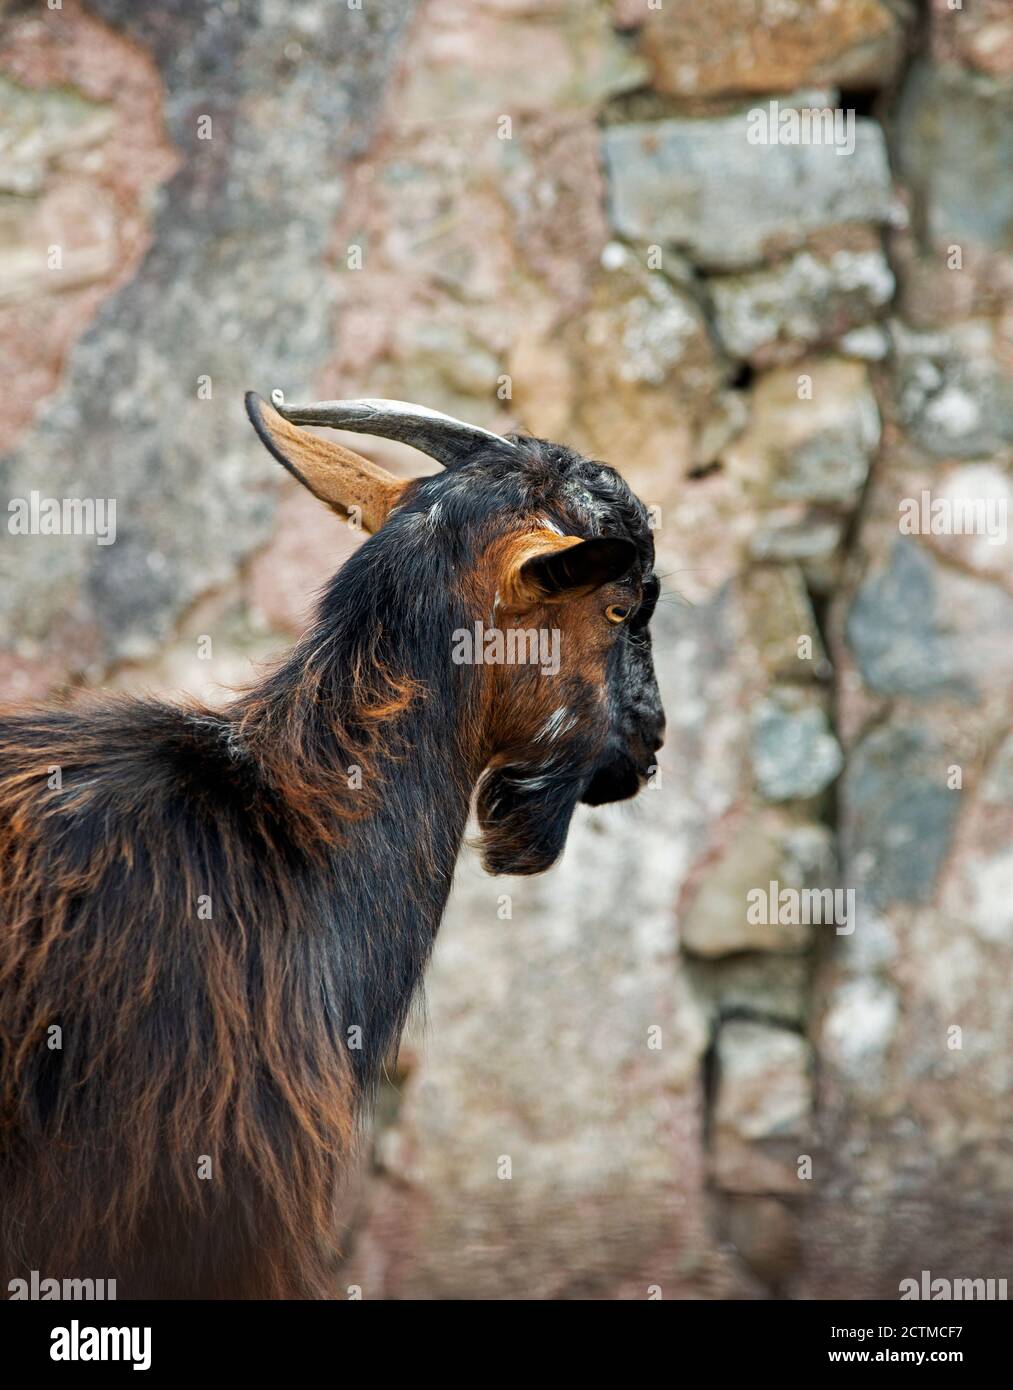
273 396 517 468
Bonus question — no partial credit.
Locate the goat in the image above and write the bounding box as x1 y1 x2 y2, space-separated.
0 393 665 1299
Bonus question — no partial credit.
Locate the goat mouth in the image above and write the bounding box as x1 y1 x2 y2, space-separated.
580 758 646 806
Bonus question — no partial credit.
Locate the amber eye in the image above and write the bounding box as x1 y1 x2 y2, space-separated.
605 603 630 625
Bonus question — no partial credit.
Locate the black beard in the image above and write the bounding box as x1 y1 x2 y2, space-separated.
476 763 587 876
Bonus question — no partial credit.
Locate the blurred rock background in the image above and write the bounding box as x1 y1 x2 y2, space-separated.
1 0 1010 1298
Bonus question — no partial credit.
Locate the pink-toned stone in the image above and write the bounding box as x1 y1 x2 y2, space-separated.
391 0 646 129
0 0 178 452
930 0 1013 77
712 1021 813 1195
725 1195 801 1289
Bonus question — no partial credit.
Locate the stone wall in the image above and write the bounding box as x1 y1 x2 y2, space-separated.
1 0 1009 1298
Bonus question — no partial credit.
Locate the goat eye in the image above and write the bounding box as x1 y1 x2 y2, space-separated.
605 603 630 625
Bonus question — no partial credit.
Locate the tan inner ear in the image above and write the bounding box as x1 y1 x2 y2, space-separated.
250 395 407 533
497 529 585 611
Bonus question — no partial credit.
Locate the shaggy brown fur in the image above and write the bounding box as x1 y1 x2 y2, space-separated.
0 414 663 1299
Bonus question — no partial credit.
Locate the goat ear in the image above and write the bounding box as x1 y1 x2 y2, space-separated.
501 533 637 610
245 392 406 534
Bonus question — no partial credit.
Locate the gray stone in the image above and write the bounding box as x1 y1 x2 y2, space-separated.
894 61 1013 256
724 358 880 507
604 113 899 272
750 689 844 801
841 722 960 911
749 510 846 572
846 538 1013 701
710 245 895 361
778 427 876 505
781 820 838 888
892 322 1013 460
588 243 713 387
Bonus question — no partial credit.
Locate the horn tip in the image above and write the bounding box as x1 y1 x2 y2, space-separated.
244 392 287 464
244 390 267 423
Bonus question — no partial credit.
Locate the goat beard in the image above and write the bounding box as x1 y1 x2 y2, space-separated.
475 761 587 876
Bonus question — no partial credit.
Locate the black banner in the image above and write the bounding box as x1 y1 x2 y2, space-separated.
0 1296 1003 1377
